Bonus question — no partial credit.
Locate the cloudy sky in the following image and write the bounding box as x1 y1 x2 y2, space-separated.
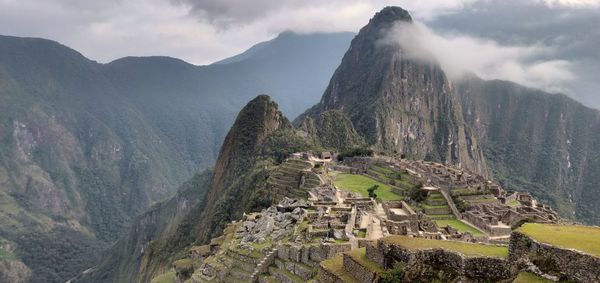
1 0 599 107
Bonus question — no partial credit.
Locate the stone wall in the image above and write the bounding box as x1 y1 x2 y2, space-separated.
464 212 511 236
463 257 513 280
317 265 344 283
509 232 600 282
368 240 514 281
277 242 351 268
343 253 380 283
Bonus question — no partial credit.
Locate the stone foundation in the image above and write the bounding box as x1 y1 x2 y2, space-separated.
343 253 380 283
368 240 513 282
509 231 600 282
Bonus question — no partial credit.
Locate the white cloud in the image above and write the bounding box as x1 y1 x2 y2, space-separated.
0 0 477 64
383 22 574 93
543 0 600 7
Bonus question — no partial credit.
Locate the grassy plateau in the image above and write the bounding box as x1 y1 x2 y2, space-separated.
518 223 600 257
434 218 485 236
333 173 403 201
382 235 508 258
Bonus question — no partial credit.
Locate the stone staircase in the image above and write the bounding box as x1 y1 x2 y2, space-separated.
440 189 462 219
250 247 278 282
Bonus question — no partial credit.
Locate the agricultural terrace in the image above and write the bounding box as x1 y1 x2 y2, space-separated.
382 235 508 258
333 173 403 201
517 223 600 257
434 218 484 236
320 254 359 283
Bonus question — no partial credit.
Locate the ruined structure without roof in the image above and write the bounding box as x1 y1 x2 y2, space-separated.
177 153 568 283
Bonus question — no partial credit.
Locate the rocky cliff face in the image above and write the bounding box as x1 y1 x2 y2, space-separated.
194 95 293 244
457 76 600 224
300 7 486 174
298 110 365 150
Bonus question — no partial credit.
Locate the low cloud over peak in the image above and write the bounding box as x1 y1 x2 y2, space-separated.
383 21 574 93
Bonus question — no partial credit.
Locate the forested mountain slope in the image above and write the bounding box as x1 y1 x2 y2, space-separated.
0 31 352 282
457 76 600 224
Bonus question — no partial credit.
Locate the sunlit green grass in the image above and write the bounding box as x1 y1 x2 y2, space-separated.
434 218 484 236
518 223 600 257
346 248 384 273
382 235 508 258
333 174 403 201
320 255 359 283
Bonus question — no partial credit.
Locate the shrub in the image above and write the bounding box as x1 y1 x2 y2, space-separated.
368 185 379 199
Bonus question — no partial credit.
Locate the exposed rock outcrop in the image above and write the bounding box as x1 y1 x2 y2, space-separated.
299 7 487 174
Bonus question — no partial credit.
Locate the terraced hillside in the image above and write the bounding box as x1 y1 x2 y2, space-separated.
451 187 499 212
267 158 322 199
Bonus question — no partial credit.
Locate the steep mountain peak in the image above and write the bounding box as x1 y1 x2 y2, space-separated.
211 94 291 198
300 6 487 174
369 6 412 27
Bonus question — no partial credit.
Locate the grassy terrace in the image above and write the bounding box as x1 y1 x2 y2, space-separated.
333 173 403 201
346 248 384 273
518 223 600 257
434 218 485 236
512 272 554 283
320 255 359 283
382 235 508 258
369 165 416 189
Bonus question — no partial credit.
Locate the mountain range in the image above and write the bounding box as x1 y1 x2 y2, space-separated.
1 5 600 283
79 6 600 283
0 31 353 282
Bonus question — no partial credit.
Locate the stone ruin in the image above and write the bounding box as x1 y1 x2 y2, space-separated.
235 198 307 243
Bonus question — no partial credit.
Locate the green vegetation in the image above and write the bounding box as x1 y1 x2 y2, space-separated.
308 110 366 150
261 129 317 162
356 230 366 238
380 262 406 283
518 223 600 257
333 174 403 201
382 235 508 258
512 272 554 283
367 185 379 199
346 248 384 273
507 199 521 207
421 204 450 209
269 266 305 283
16 227 105 283
251 237 274 250
0 249 15 260
434 219 484 236
320 255 359 283
151 271 177 283
295 221 310 236
368 165 416 191
371 165 394 175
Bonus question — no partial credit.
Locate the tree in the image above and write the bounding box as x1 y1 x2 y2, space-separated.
367 185 379 199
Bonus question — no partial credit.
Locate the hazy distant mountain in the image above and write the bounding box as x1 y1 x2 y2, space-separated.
457 75 600 224
0 31 352 282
